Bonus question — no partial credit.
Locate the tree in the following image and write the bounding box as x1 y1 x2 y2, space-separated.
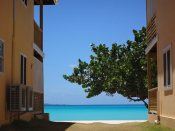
63 27 148 108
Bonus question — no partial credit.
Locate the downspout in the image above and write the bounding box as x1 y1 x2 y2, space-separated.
12 0 16 85
9 0 16 121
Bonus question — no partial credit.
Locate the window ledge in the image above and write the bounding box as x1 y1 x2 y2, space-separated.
0 72 4 75
164 86 173 91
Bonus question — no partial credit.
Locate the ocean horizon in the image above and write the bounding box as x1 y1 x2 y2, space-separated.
44 104 148 121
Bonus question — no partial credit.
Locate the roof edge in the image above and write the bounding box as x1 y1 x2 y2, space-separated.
34 0 58 5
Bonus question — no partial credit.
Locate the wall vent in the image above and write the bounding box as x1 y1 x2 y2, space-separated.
8 85 27 112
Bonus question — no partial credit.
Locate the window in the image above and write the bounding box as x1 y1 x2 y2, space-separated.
163 45 172 88
20 55 27 85
0 40 4 72
21 0 27 6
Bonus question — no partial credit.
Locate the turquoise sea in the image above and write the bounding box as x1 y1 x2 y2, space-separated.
44 105 147 121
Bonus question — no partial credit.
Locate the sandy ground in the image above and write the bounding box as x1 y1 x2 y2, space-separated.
0 120 172 131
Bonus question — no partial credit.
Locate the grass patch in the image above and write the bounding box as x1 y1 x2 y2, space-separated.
139 122 174 131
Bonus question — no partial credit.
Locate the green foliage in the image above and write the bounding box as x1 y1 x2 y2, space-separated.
63 27 148 108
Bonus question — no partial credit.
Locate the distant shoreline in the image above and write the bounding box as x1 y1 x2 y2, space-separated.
55 120 147 124
44 104 145 106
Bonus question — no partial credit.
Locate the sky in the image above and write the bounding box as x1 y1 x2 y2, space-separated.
35 0 146 105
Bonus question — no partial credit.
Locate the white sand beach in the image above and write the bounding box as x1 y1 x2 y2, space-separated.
57 120 146 124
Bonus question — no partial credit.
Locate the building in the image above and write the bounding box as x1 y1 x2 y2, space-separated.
0 0 57 125
146 0 175 128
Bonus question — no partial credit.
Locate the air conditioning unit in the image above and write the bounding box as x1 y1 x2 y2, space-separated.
8 85 27 112
26 87 33 111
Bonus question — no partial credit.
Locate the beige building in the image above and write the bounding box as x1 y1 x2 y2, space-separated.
0 0 56 125
146 0 175 128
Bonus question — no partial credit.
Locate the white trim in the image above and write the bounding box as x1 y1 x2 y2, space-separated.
20 86 27 111
20 52 27 58
0 38 5 43
27 86 33 111
148 87 158 92
163 44 173 90
33 43 44 58
160 115 175 120
20 0 28 8
145 35 158 54
149 110 157 114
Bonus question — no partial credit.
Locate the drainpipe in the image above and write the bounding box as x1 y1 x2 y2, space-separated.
12 0 16 85
9 0 16 121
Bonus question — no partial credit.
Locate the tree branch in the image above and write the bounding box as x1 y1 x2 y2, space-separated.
129 97 148 109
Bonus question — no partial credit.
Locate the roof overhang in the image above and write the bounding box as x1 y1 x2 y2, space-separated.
34 0 58 5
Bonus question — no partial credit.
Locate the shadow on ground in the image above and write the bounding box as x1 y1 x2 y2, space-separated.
0 120 75 131
0 119 173 131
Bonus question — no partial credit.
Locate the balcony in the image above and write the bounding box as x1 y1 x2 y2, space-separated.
146 14 157 45
34 21 43 50
148 87 157 113
147 50 158 114
34 92 44 113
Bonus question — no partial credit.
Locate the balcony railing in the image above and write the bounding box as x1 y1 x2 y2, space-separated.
146 14 157 44
148 87 157 113
34 92 44 113
34 21 43 50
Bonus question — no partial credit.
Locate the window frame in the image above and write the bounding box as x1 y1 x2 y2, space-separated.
21 0 28 7
20 53 27 85
27 87 33 111
19 85 27 111
163 44 173 90
0 39 4 73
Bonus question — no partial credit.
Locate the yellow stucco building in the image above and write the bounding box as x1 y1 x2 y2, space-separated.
146 0 175 128
0 0 56 125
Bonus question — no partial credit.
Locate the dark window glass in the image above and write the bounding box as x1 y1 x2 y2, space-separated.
167 50 170 85
0 41 3 57
0 58 3 72
25 0 27 6
20 55 27 85
0 41 4 72
163 53 166 86
24 57 26 85
0 58 3 71
20 55 23 84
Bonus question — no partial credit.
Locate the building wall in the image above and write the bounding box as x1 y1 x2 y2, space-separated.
33 55 44 113
0 0 34 124
13 0 34 86
146 0 156 23
156 0 175 125
33 57 44 93
0 0 13 124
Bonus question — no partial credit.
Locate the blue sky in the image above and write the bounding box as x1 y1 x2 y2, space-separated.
35 0 146 105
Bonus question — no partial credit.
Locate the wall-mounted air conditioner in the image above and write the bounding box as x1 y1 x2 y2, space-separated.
27 87 33 111
8 85 27 112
